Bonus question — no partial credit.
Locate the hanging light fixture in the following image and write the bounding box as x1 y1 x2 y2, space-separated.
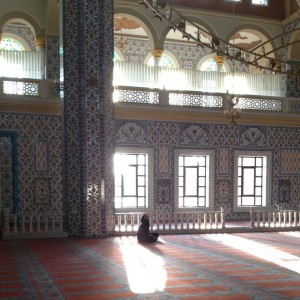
138 0 300 77
117 27 127 50
115 18 127 51
224 90 241 126
223 1 242 126
224 57 241 126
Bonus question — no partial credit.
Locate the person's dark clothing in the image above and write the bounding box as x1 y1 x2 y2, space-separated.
137 214 159 243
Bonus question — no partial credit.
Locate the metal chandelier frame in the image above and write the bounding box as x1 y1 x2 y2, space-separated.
139 0 300 77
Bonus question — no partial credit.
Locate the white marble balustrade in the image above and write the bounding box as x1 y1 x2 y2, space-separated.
2 208 64 235
115 208 225 234
250 208 300 228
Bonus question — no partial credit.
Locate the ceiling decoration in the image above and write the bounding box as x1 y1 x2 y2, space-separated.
114 17 141 32
139 0 300 77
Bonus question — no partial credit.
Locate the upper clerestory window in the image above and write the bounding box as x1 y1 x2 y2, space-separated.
251 0 268 5
0 37 24 51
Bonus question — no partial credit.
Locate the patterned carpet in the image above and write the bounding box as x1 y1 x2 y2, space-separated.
1 232 300 299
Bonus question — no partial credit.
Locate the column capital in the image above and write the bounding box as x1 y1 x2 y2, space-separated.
214 55 226 65
35 37 45 49
152 48 164 59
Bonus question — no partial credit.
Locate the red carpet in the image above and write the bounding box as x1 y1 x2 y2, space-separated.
1 232 300 299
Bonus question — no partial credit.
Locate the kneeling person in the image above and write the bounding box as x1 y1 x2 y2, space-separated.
137 214 159 243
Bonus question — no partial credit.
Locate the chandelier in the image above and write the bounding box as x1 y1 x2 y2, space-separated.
139 0 300 125
115 18 127 50
117 33 127 50
224 91 241 126
139 0 300 77
224 3 241 126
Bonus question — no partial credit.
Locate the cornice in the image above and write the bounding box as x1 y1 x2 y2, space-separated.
0 96 61 116
114 103 300 127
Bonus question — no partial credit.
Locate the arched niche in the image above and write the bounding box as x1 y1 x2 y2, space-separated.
114 9 159 50
225 25 277 73
1 33 31 51
0 12 44 40
161 16 218 47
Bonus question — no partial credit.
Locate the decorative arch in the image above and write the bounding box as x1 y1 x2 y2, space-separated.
225 25 276 53
114 8 159 49
0 12 44 39
144 50 179 68
160 16 218 47
197 53 230 72
225 24 278 73
1 33 31 51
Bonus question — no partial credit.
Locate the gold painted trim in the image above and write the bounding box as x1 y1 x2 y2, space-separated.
0 97 61 115
35 37 45 49
151 49 164 58
114 103 300 127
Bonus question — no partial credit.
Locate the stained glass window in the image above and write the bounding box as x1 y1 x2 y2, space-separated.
114 52 120 62
148 53 176 68
200 58 218 71
0 37 24 51
159 53 175 67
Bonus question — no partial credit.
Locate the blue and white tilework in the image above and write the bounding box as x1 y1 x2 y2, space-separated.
116 120 300 221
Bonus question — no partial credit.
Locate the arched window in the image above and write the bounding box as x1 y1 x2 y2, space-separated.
0 36 43 79
147 53 177 68
114 48 125 62
0 37 24 51
199 57 227 72
200 58 218 72
114 52 120 62
0 37 25 78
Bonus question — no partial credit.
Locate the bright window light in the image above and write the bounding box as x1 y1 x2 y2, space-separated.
205 234 300 274
119 236 167 293
175 149 214 212
224 74 248 95
252 0 268 5
114 148 153 212
0 37 24 51
234 151 271 212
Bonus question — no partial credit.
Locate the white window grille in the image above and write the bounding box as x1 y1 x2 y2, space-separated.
114 148 153 212
174 149 215 212
234 151 272 212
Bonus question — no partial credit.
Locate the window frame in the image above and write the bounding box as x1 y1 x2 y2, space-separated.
233 151 272 212
114 147 153 213
174 149 215 212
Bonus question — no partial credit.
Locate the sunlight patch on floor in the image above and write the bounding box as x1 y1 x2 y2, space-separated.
119 236 167 294
280 231 300 238
204 234 300 274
